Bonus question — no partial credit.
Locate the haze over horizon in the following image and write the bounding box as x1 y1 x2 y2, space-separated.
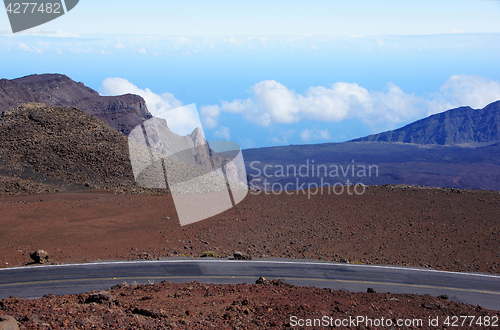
1 0 500 148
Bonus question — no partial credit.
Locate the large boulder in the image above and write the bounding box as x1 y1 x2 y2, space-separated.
0 315 19 330
30 250 50 264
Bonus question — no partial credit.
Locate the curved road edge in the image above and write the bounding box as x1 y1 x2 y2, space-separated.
1 259 499 311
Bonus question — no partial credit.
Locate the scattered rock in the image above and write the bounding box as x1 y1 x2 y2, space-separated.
1 281 498 329
367 287 377 293
233 251 251 260
84 291 113 304
0 103 164 196
339 258 349 263
438 294 449 300
255 277 288 286
29 250 49 264
132 307 165 319
0 315 19 330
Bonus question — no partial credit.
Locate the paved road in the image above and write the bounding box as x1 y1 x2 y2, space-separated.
1 259 499 310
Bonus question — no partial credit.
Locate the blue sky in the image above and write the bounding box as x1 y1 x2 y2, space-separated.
1 1 500 148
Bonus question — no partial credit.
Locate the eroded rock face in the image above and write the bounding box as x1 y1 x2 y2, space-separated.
0 74 152 135
29 250 49 264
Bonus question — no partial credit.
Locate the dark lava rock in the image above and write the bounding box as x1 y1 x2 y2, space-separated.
29 250 49 264
85 291 114 304
233 251 251 260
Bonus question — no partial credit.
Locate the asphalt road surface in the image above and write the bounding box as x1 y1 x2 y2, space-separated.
1 259 499 311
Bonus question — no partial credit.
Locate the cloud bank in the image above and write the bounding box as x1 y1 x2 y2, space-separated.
102 75 500 143
202 75 500 133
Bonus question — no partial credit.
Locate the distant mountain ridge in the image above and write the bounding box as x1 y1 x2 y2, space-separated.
351 101 500 146
242 100 500 191
0 74 152 135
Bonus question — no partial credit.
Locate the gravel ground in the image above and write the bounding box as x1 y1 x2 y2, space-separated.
1 279 499 329
0 185 499 328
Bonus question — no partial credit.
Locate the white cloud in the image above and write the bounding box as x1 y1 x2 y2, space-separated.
18 42 43 53
19 30 44 36
138 47 147 54
48 30 79 38
269 129 295 145
176 36 192 44
216 80 420 128
310 41 319 50
238 138 256 149
19 29 79 38
99 75 500 141
113 42 125 49
444 29 463 34
208 75 500 131
214 126 231 140
18 42 31 52
200 105 221 129
427 75 500 115
221 80 301 126
160 104 204 136
300 128 331 142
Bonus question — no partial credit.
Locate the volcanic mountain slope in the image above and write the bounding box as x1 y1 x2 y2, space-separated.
243 101 500 191
0 103 238 196
0 103 154 195
0 74 151 135
243 141 500 191
352 100 500 146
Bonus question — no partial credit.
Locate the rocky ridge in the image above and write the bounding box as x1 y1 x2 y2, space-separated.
0 74 151 135
352 100 500 146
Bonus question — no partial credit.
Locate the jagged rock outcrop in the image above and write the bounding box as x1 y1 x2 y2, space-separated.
0 74 248 197
0 74 152 135
352 100 500 146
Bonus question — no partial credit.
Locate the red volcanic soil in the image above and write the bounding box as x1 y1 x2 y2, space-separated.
0 186 500 274
0 185 499 274
2 280 499 329
1 186 500 328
